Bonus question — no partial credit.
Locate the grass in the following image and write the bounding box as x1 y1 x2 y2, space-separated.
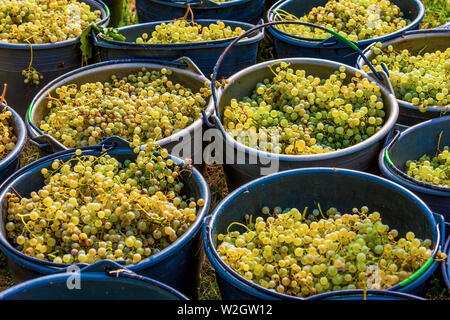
420 0 450 29
0 0 448 301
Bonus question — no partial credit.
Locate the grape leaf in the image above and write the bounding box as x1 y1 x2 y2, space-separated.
80 24 126 65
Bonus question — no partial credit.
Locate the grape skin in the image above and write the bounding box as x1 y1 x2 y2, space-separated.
217 206 435 297
5 144 205 265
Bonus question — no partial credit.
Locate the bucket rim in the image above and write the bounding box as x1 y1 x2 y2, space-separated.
95 19 264 48
211 57 399 162
442 234 450 293
26 58 214 151
0 104 27 173
378 115 450 197
0 265 188 300
0 0 110 50
205 167 439 300
0 146 211 273
306 289 426 300
266 0 425 46
355 29 450 113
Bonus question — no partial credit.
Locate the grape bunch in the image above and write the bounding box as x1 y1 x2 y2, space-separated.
0 0 102 44
5 144 206 265
0 106 16 161
273 0 409 42
22 67 43 85
38 67 211 149
223 62 387 155
362 43 450 111
135 20 245 44
217 205 443 297
405 146 449 188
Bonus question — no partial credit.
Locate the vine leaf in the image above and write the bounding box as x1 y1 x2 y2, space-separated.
80 24 126 65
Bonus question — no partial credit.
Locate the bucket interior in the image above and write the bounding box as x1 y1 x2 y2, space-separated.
1 275 183 300
29 62 208 138
211 170 437 250
361 32 450 66
217 59 396 130
388 117 450 171
270 0 421 32
0 148 206 262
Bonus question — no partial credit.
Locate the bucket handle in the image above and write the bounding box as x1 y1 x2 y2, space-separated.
211 21 385 118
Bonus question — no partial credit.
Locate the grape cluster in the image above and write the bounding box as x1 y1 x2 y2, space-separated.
405 146 449 188
0 0 102 44
22 67 43 85
217 205 440 297
273 0 409 42
223 63 386 155
5 144 206 265
38 67 211 149
0 105 16 161
135 20 245 44
362 43 450 111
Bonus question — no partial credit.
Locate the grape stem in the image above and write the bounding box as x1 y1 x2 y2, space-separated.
0 83 7 106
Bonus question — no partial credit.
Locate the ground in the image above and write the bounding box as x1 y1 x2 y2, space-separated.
0 0 449 300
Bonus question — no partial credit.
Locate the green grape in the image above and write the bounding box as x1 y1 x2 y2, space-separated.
362 44 449 110
135 20 245 44
272 0 409 42
5 143 206 265
0 0 102 44
0 86 17 161
38 67 211 149
217 205 436 298
223 62 386 155
405 146 449 188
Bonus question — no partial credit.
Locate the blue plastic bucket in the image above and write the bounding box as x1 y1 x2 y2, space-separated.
0 104 27 185
135 0 265 24
204 168 445 300
93 19 264 78
0 0 110 118
209 57 399 190
0 139 211 299
356 30 450 126
267 0 425 66
379 116 450 220
443 234 450 294
25 58 213 172
0 260 187 300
